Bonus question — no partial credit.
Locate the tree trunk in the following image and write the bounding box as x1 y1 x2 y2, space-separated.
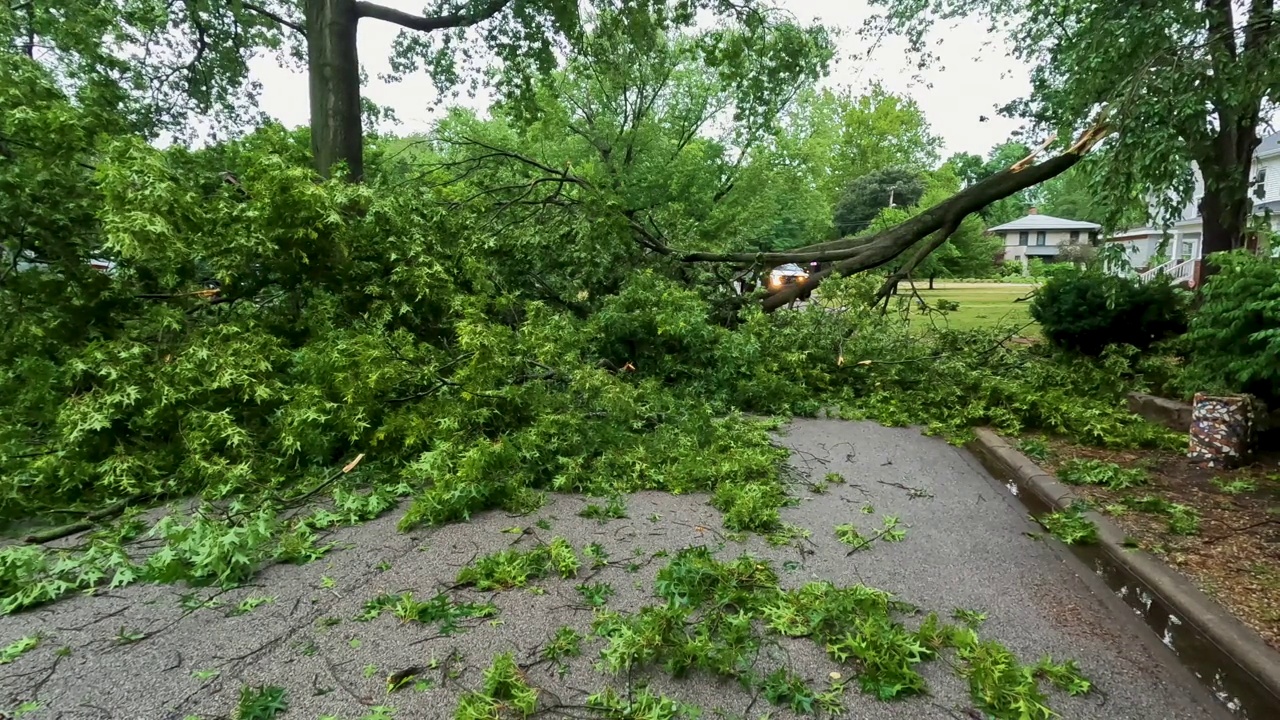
928 275 935 290
1200 191 1247 263
1196 120 1261 280
306 0 364 181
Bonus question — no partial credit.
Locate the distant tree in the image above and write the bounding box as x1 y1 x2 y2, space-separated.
870 166 1002 286
943 141 1036 226
869 0 1280 273
946 152 986 187
776 84 941 208
833 167 926 236
1038 160 1147 229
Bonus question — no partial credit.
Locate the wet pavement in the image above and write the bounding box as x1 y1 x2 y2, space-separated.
0 419 1229 719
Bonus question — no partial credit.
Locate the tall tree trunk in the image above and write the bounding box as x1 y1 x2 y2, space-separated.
1197 122 1260 280
306 0 364 181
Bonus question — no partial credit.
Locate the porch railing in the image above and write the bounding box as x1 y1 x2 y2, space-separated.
1137 259 1197 286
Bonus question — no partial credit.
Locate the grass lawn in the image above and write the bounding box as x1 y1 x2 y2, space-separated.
898 282 1039 335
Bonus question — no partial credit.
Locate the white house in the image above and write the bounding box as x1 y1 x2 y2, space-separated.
1106 130 1280 283
989 208 1101 270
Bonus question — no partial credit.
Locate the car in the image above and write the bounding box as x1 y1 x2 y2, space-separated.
767 263 808 292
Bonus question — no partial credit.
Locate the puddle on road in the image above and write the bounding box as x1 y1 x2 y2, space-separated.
988 461 1276 719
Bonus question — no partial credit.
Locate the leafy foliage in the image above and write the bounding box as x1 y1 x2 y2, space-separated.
1178 252 1280 405
1038 503 1098 546
356 592 497 633
0 7 1182 621
1016 438 1050 462
455 653 539 720
591 546 1089 716
234 685 289 720
1031 270 1188 355
762 668 818 713
835 515 906 551
541 626 585 675
579 496 628 522
586 686 700 720
869 0 1280 246
576 582 615 608
1121 496 1202 536
0 635 39 664
1057 459 1148 491
833 167 926 236
455 539 581 590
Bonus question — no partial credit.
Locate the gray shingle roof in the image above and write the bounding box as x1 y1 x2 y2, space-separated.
988 213 1101 232
1257 131 1280 157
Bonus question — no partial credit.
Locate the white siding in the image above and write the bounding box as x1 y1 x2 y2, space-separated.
1153 155 1280 220
1258 155 1280 202
1107 234 1166 269
1000 229 1089 261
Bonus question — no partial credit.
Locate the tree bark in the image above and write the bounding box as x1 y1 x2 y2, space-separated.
306 0 364 181
1197 124 1260 267
1196 0 1269 277
299 0 516 181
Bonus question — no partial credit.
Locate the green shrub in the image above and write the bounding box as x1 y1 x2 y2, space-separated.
1179 252 1280 405
1030 269 1188 355
998 260 1025 278
1040 263 1077 281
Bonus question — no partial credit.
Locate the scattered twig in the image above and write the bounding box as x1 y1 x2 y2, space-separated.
876 480 934 500
1202 518 1278 545
24 497 140 544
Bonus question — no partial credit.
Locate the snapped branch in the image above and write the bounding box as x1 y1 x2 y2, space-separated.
356 0 512 32
713 114 1114 312
242 2 306 35
873 219 962 302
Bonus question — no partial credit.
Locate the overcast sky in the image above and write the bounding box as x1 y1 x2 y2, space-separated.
247 0 1030 158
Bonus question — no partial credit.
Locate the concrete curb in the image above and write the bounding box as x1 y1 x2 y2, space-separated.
966 427 1280 706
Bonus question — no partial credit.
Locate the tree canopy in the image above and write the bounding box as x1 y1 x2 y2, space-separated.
833 167 927 236
867 0 1280 261
0 0 1181 662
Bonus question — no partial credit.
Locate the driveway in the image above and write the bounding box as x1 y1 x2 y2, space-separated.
0 420 1226 719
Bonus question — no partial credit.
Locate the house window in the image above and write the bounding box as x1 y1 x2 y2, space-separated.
1035 231 1047 246
1018 231 1029 246
1069 230 1080 243
1088 231 1098 242
1180 232 1201 261
1255 168 1267 200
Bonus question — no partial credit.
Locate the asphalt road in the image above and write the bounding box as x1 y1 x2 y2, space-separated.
0 420 1227 719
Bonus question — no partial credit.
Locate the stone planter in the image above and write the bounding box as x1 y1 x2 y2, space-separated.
1187 393 1258 468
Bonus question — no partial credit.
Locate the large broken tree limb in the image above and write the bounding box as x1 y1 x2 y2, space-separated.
874 218 962 302
684 113 1112 311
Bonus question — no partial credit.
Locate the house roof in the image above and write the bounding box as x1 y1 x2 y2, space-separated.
1257 131 1280 158
1106 227 1161 240
988 213 1101 232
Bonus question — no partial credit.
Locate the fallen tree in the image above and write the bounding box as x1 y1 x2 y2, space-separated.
679 115 1113 311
